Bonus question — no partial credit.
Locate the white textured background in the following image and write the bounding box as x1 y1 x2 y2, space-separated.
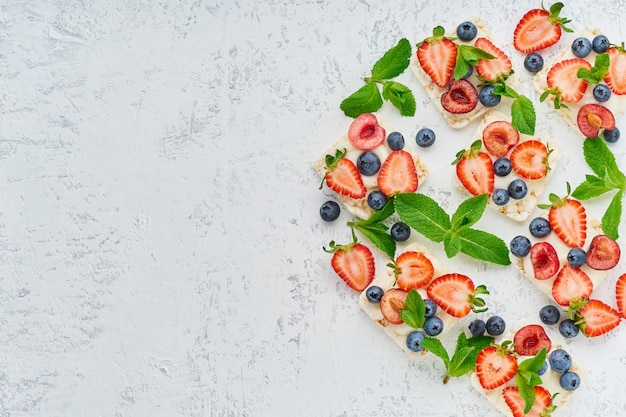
2 1 626 416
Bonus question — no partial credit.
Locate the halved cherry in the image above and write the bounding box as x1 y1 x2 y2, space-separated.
530 242 560 280
577 103 615 138
380 288 408 324
482 121 520 157
347 113 386 150
513 324 552 356
586 234 621 270
441 79 478 114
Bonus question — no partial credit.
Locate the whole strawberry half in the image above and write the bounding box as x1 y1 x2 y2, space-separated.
510 140 550 180
586 234 621 270
380 287 408 324
552 265 593 307
541 190 586 248
324 236 374 291
573 299 622 337
503 385 554 417
453 140 495 196
377 150 418 196
475 344 518 390
543 58 591 107
441 79 479 114
513 324 552 356
482 120 519 157
513 2 572 53
322 149 367 199
426 273 488 318
417 26 457 88
393 251 434 291
347 113 386 150
530 241 560 280
577 103 615 138
475 37 512 83
605 46 626 95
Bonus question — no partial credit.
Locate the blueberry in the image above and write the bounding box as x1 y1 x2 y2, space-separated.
319 200 340 222
571 37 592 58
387 131 405 150
593 84 611 102
560 371 581 391
539 305 560 325
549 348 572 373
424 316 444 336
478 84 501 107
508 179 528 199
510 235 531 257
416 127 436 147
537 361 548 376
567 247 587 267
424 299 438 318
456 21 477 41
390 221 411 242
604 127 621 143
592 34 610 53
492 188 510 206
493 157 512 177
367 190 388 210
468 319 486 337
486 316 506 336
365 285 384 303
357 151 381 176
524 53 544 73
529 217 551 237
406 330 426 352
559 319 580 338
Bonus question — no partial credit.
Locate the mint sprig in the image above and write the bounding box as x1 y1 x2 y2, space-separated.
400 289 426 329
340 38 415 117
394 193 511 265
420 332 494 383
577 53 610 84
454 44 495 80
516 348 547 414
572 137 626 239
347 200 396 258
492 82 536 135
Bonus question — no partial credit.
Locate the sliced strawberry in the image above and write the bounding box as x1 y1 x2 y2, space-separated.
380 287 408 324
475 345 518 390
475 37 513 82
377 150 418 196
546 193 587 248
552 265 593 307
513 3 572 53
545 58 591 105
577 103 616 138
426 273 488 318
575 299 622 337
503 385 553 417
453 140 495 196
417 26 457 88
347 113 386 150
325 238 375 291
513 324 552 356
441 79 478 114
616 274 626 319
586 234 621 270
530 242 560 280
322 149 367 199
510 140 550 180
394 251 434 291
605 46 626 95
482 121 520 157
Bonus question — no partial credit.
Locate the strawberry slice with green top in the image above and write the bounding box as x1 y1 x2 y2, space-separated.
377 150 418 196
571 298 622 337
513 2 572 53
474 37 513 83
510 140 551 180
539 186 587 248
541 58 592 108
453 140 495 196
324 233 375 292
417 26 457 88
426 273 488 318
616 274 626 319
605 45 626 95
321 149 367 199
503 385 556 417
475 343 518 390
552 265 593 307
392 251 435 291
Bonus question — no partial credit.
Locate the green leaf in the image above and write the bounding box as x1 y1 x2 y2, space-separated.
352 222 397 259
362 199 396 224
451 194 488 230
443 232 462 258
572 175 613 200
448 333 493 378
602 190 623 240
394 193 451 242
457 228 511 265
577 53 610 84
382 81 416 116
516 373 537 414
518 348 547 372
454 51 471 81
340 82 383 118
420 337 451 371
583 137 626 184
492 82 519 99
511 95 536 135
401 289 426 328
371 38 412 80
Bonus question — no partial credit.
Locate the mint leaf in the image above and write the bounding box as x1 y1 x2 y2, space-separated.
451 193 488 230
511 95 536 135
492 83 519 99
603 190 623 240
577 53 609 84
401 289 426 328
572 174 613 199
352 222 396 259
394 193 451 242
363 199 396 223
453 45 494 80
518 348 547 372
340 82 383 117
443 231 462 258
583 137 625 184
382 81 416 116
457 227 511 265
515 348 546 413
420 337 451 370
371 38 412 80
448 333 493 378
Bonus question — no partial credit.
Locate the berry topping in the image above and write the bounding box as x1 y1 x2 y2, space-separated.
347 113 386 150
586 234 621 270
546 192 587 248
387 131 405 150
593 84 612 102
365 285 384 303
604 127 621 143
503 385 553 417
441 79 479 114
539 305 561 325
507 179 528 199
456 21 477 41
567 247 587 268
513 324 552 356
453 140 495 196
426 273 488 318
390 221 410 242
549 348 572 373
529 217 551 238
552 265 593 307
367 190 388 210
592 35 610 53
415 127 436 147
380 287 408 324
577 103 616 138
417 27 457 88
530 242 560 280
571 37 592 58
513 2 572 53
469 319 486 337
617 274 626 319
560 371 581 391
323 149 367 199
486 315 506 336
493 157 512 177
424 316 444 336
320 200 341 222
482 121 520 157
393 251 435 291
474 37 513 82
574 299 622 337
524 52 544 73
424 299 438 318
406 330 426 352
492 188 509 206
356 151 381 176
478 84 502 107
377 150 419 196
510 235 531 257
476 344 518 389
325 237 375 291
605 46 626 95
559 318 580 338
544 58 592 105
510 140 550 180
